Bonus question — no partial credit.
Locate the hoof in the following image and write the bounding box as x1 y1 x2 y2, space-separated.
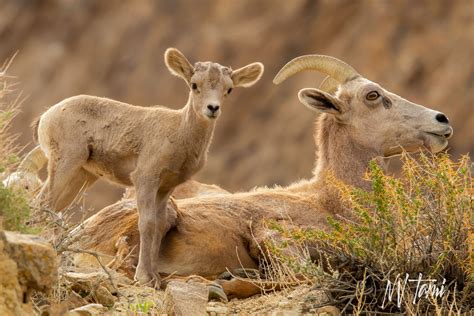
208 283 228 303
216 271 233 280
217 268 261 280
134 269 161 288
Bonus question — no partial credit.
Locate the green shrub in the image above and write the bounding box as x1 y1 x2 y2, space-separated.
266 152 472 314
0 59 34 233
0 183 32 233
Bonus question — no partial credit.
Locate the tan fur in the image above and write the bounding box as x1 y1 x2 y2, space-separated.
122 180 229 200
71 57 453 297
32 48 263 286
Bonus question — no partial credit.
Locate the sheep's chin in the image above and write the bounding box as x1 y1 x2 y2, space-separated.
423 133 449 153
382 140 420 157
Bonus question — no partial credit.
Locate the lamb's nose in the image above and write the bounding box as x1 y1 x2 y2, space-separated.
435 113 449 124
207 104 220 113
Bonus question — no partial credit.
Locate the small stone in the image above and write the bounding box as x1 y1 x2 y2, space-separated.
65 290 87 309
93 285 116 307
315 305 341 316
163 281 208 316
278 299 290 308
206 304 228 314
65 271 116 294
67 303 107 315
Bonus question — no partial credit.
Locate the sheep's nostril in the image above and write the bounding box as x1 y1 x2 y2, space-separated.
435 113 449 124
207 105 220 113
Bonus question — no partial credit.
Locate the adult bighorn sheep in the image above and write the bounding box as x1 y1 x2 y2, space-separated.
31 48 264 286
63 54 453 298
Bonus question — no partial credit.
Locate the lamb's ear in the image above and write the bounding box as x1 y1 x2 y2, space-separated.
231 62 264 88
165 48 194 83
298 88 345 115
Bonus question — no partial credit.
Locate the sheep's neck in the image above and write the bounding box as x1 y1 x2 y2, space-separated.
296 114 386 215
179 95 215 156
312 114 384 189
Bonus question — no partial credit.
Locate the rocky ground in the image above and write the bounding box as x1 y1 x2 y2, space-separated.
56 268 340 315
0 229 340 315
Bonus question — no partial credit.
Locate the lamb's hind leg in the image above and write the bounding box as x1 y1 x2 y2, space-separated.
150 190 176 275
39 147 92 211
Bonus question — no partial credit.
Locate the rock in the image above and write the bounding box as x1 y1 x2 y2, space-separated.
278 298 291 308
315 305 341 316
64 271 119 307
271 312 300 316
206 303 229 315
67 303 107 315
92 285 116 307
65 270 131 293
163 281 208 316
65 271 116 294
65 290 88 309
0 236 25 315
2 231 57 293
0 230 57 315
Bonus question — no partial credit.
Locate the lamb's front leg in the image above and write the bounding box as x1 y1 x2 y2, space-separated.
134 180 161 287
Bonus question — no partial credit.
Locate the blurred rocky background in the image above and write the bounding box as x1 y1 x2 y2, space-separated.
0 0 472 212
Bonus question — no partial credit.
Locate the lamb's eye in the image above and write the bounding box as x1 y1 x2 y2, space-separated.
227 88 232 95
366 91 380 101
192 83 198 90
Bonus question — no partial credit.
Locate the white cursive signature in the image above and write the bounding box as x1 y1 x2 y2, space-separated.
381 273 448 309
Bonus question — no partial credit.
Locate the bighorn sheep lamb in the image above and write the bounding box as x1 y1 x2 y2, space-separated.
2 148 227 199
58 54 453 298
31 48 263 285
1 146 45 192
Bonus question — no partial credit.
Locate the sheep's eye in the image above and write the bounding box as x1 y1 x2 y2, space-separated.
366 91 380 101
191 83 198 90
227 88 232 95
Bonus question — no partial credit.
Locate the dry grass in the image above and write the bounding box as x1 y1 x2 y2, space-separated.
0 55 35 233
265 152 473 314
0 54 22 169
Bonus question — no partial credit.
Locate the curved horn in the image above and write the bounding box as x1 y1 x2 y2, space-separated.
273 54 360 85
18 146 47 173
319 76 340 94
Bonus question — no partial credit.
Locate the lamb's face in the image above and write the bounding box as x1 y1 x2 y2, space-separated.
190 62 234 120
164 47 264 122
299 77 454 156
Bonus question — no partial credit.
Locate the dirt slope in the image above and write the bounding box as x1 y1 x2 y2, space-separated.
0 0 472 210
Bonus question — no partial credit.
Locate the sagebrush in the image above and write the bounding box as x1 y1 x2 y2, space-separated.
266 152 473 314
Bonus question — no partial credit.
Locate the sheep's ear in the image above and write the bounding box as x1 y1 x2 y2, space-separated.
298 88 345 115
165 48 194 83
231 62 264 88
